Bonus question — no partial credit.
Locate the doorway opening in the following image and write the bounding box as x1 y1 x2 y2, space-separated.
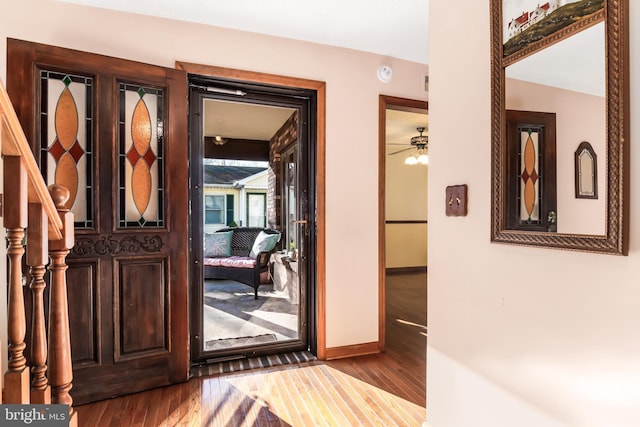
378 95 428 354
189 75 318 364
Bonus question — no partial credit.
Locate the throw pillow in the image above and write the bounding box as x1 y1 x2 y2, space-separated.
249 231 280 258
204 231 233 257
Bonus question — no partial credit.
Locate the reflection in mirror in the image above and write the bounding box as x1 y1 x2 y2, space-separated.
505 110 557 232
490 0 629 254
505 22 605 235
575 141 597 199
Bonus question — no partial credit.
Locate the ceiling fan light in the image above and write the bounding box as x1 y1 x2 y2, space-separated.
410 126 428 146
404 155 418 165
410 136 428 145
417 154 429 164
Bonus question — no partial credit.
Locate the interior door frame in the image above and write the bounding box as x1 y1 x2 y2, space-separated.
378 95 428 351
177 62 327 359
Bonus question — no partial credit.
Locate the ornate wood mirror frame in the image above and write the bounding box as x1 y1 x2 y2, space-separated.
490 0 629 255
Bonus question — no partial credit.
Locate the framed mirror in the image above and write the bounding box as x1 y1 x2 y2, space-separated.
490 0 629 255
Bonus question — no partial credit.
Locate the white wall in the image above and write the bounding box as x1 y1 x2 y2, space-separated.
428 1 640 426
385 223 428 267
385 145 428 268
0 0 428 349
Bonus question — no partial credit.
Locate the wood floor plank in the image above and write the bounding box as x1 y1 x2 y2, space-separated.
271 366 305 426
328 361 394 424
186 377 201 427
313 363 371 425
259 371 287 424
286 365 324 425
124 389 150 427
217 373 242 427
296 365 345 426
77 398 107 427
154 385 174 426
97 394 130 427
234 372 263 426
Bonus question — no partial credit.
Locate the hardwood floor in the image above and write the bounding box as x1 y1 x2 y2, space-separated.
75 272 427 426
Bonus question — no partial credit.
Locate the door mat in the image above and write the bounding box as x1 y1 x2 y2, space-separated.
205 333 277 351
191 350 317 377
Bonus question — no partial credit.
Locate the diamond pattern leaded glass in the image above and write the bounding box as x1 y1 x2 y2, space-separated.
40 70 94 228
519 128 541 224
118 83 164 228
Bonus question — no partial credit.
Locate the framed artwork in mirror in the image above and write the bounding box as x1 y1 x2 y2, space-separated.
490 0 629 255
502 0 605 64
575 141 597 199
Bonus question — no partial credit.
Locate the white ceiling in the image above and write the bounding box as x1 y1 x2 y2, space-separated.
386 109 428 146
59 0 430 64
204 100 295 140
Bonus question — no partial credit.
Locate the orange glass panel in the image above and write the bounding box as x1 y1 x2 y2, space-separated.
55 87 79 150
131 161 151 216
55 153 79 209
524 179 536 217
523 134 535 175
132 99 151 155
520 130 539 221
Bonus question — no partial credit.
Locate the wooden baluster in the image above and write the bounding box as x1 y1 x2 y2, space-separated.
3 156 30 403
28 202 51 403
47 184 77 426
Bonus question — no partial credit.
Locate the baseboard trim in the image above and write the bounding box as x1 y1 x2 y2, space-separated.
324 342 379 360
386 266 427 275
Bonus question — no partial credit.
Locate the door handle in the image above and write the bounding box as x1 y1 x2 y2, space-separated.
293 218 309 236
547 210 557 232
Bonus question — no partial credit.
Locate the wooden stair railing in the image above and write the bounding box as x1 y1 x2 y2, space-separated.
1 79 77 426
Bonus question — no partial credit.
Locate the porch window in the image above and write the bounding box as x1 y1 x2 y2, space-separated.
247 193 266 227
205 195 225 224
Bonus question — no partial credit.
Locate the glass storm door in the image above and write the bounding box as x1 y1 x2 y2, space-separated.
189 79 313 362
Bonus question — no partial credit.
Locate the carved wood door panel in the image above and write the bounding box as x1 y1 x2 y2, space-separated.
7 39 189 405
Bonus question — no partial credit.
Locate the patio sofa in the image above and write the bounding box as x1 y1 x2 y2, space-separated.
203 227 281 299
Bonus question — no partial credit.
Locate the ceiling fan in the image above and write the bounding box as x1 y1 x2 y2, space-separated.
388 127 429 165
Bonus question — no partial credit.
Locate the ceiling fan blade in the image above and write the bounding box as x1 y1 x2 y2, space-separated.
388 147 414 155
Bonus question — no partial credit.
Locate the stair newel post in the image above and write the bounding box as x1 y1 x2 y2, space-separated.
3 156 30 403
27 201 51 403
47 184 76 425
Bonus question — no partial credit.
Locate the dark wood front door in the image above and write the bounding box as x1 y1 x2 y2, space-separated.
7 39 189 404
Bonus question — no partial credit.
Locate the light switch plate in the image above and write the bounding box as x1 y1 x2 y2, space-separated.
445 185 468 216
